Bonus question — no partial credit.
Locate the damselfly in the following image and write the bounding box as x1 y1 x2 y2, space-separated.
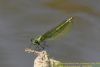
30 17 73 50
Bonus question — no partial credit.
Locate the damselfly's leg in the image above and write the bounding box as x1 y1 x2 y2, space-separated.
43 41 48 47
39 44 45 50
31 41 47 50
37 41 48 50
35 42 45 50
28 43 40 50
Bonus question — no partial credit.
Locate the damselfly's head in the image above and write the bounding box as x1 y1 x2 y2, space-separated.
30 35 42 45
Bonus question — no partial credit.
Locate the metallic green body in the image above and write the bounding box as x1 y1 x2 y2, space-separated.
31 17 73 46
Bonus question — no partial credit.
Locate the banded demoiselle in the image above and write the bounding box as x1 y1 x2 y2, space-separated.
30 17 73 50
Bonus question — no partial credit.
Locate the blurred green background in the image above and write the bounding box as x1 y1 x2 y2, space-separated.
0 0 100 67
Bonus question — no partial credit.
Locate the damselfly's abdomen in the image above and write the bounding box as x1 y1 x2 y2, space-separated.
40 17 73 42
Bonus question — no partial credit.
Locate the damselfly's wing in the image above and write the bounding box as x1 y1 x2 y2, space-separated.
40 17 73 41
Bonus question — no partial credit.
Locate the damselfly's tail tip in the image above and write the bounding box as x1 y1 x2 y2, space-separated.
65 17 73 22
69 17 73 20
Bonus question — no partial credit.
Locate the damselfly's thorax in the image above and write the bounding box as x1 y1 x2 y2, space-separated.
31 35 42 45
30 35 46 50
